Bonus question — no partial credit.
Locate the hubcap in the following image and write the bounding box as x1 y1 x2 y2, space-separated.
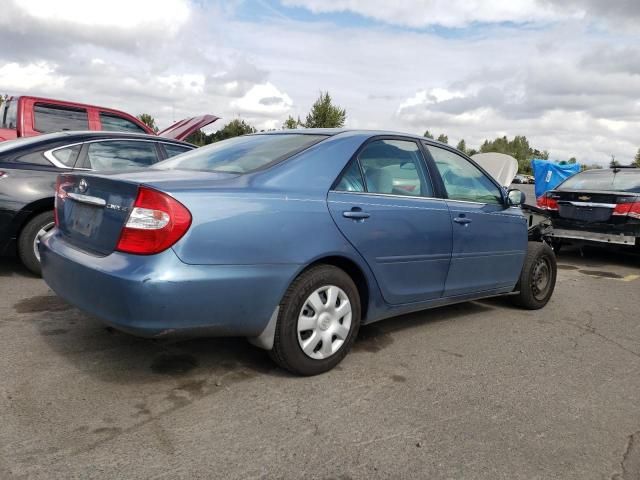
297 285 352 360
33 221 55 262
531 257 551 300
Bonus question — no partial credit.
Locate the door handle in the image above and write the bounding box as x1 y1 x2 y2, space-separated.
343 210 370 220
453 217 472 225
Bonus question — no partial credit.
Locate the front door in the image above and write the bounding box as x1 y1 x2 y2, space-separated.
424 144 527 297
327 138 452 305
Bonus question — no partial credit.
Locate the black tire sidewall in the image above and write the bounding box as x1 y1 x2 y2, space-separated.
514 242 557 309
18 211 54 276
271 266 361 376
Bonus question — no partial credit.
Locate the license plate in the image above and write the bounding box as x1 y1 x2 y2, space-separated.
69 203 101 237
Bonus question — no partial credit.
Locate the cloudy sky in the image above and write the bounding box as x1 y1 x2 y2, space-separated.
1 0 639 165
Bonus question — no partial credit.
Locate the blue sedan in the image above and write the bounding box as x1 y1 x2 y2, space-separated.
40 130 556 375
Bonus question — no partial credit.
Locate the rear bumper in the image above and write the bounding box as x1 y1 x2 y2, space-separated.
40 231 299 337
546 228 638 246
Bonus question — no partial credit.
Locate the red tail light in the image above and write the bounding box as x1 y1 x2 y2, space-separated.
54 176 72 226
537 193 559 211
116 187 192 255
612 200 640 220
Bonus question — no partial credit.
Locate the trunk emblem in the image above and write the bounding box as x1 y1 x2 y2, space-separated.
578 195 591 201
78 179 88 193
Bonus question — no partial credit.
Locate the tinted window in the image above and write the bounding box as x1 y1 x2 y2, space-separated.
155 134 327 174
50 144 81 168
14 151 51 166
559 169 640 193
34 104 89 133
359 139 432 197
99 113 146 133
85 141 158 171
427 145 502 204
163 143 193 159
335 160 365 192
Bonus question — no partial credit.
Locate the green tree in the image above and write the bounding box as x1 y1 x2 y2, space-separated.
456 139 466 154
436 134 448 144
568 157 577 164
423 130 434 139
282 115 302 129
478 135 550 174
212 119 256 141
634 148 640 167
609 156 620 168
136 113 159 133
304 92 346 128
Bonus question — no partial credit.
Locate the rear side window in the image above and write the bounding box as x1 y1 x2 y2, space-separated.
34 104 89 133
560 170 640 193
426 144 502 204
155 134 327 174
334 160 365 192
359 139 433 197
84 140 159 171
99 113 146 133
49 144 81 168
163 143 193 159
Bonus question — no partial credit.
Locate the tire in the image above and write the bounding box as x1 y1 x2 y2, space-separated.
17 211 55 276
269 265 361 376
511 241 557 310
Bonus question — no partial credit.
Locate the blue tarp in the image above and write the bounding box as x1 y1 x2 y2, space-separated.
531 159 581 199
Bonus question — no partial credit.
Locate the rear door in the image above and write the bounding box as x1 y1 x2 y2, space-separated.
327 137 452 305
425 144 526 296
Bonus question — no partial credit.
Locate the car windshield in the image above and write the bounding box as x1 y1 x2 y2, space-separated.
153 134 328 174
559 169 640 193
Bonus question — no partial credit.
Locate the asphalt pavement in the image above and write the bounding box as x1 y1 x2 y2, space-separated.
1 245 640 479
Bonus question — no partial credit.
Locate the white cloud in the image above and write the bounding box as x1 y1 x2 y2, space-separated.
281 0 579 27
0 62 66 91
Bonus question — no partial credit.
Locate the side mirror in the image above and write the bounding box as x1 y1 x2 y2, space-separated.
507 189 525 206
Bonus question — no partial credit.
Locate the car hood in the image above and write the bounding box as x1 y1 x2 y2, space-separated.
471 152 518 187
157 114 220 141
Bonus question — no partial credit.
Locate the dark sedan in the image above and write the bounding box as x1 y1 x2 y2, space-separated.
538 166 640 250
0 131 195 274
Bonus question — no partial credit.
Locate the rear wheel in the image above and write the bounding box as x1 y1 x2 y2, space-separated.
511 242 557 310
18 211 55 276
270 265 361 376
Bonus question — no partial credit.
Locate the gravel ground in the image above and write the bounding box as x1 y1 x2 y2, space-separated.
1 244 639 479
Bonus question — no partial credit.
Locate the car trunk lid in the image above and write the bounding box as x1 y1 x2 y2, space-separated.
55 169 237 255
547 190 639 223
157 114 219 141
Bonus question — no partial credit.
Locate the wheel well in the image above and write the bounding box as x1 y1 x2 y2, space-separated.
14 198 54 238
304 256 370 320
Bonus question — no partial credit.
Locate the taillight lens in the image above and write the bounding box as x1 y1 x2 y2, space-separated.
537 193 559 211
613 199 640 220
54 176 72 226
116 187 192 255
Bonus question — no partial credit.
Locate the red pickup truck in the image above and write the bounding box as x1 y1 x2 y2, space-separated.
0 95 218 142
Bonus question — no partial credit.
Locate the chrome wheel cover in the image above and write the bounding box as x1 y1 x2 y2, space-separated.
297 285 352 360
33 221 55 262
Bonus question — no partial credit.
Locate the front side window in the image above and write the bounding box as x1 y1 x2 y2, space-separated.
85 140 158 171
154 134 327 174
99 113 146 133
426 144 502 204
358 139 432 197
34 104 89 133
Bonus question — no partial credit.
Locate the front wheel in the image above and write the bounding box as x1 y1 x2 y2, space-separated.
511 242 557 310
17 211 55 276
269 265 361 376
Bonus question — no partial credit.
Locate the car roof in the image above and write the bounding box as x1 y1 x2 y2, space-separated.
256 128 450 145
0 131 193 152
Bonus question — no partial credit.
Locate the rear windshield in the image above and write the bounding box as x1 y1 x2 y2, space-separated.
153 134 328 174
559 169 640 193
